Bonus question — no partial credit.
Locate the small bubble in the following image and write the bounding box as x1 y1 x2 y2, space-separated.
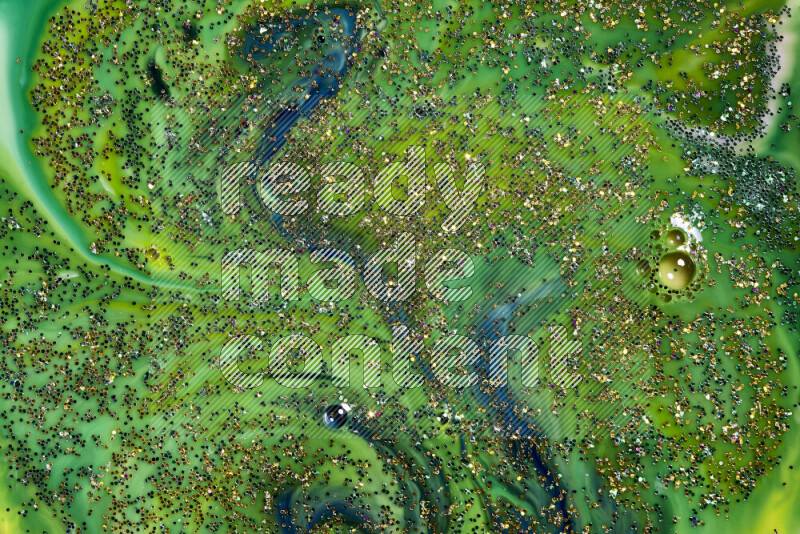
665 229 687 247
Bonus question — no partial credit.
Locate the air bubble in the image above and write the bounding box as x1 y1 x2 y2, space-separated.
657 251 696 290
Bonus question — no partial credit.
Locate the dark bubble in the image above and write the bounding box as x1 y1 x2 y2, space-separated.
323 404 348 429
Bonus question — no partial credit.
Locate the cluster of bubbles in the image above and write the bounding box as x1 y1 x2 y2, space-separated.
638 224 703 303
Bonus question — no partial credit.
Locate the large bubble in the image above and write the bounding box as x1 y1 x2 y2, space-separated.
657 251 696 290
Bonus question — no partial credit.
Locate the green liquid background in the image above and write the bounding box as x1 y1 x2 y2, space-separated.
0 0 798 532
